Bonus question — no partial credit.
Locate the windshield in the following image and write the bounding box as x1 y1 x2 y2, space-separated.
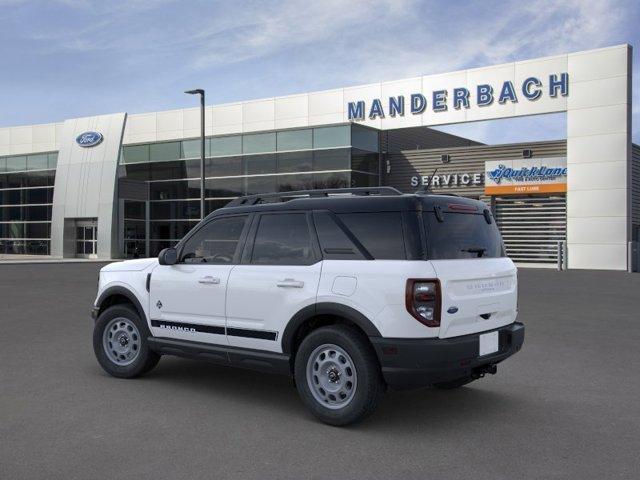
423 211 505 260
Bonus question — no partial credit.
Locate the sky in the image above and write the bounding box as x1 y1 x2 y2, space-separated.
0 0 638 144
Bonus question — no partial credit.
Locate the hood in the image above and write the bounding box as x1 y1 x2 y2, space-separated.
101 258 158 272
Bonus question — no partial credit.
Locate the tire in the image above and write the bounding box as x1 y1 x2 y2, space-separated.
294 325 384 426
93 304 160 378
433 377 475 390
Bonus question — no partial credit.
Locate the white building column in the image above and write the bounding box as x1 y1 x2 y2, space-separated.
50 113 126 259
566 45 632 270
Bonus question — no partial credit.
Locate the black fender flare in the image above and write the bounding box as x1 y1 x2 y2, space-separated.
281 302 381 354
95 286 147 323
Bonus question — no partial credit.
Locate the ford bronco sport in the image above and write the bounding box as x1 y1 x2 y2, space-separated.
92 187 524 425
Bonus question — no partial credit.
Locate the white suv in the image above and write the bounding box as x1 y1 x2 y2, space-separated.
92 187 524 425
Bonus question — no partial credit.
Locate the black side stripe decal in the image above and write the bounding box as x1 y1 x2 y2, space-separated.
151 320 224 335
150 320 277 341
227 327 277 341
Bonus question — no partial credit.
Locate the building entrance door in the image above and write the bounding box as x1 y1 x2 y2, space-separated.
76 220 98 258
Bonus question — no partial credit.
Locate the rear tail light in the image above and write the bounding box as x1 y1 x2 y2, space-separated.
406 279 441 327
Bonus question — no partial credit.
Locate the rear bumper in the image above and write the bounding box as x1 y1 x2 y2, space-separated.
370 322 525 390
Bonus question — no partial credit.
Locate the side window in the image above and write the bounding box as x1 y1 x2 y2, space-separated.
337 212 406 260
251 213 314 265
313 211 365 260
180 216 247 264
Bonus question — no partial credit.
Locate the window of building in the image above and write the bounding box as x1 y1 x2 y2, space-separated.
351 150 379 174
338 212 406 260
5 156 27 172
150 220 197 240
313 172 349 189
206 177 243 198
150 142 181 162
351 125 380 153
244 154 276 175
27 154 49 171
277 173 315 192
277 129 313 151
277 151 313 173
180 215 247 264
48 153 58 169
245 175 277 195
181 138 211 159
313 126 350 149
206 156 242 177
313 149 350 171
243 133 276 154
211 136 242 157
122 145 150 163
150 200 201 220
251 213 314 265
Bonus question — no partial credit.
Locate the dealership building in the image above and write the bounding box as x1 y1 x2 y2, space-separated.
0 44 637 270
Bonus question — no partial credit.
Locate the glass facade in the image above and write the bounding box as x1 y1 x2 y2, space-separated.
119 124 379 258
0 152 57 255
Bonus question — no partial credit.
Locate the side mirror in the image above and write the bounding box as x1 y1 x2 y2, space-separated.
158 247 178 265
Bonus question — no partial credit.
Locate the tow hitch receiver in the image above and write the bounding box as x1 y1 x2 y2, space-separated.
472 364 497 379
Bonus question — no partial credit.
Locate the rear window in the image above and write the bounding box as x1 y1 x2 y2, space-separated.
423 212 504 259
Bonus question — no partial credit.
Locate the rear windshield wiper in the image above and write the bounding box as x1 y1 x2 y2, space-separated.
461 247 486 258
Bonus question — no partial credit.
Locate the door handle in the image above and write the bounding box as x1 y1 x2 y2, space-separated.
198 276 220 285
277 278 304 288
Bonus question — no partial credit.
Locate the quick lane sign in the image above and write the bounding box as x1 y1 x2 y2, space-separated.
484 157 567 195
348 73 568 120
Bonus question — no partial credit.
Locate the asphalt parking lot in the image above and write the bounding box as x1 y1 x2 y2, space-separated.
1 263 639 480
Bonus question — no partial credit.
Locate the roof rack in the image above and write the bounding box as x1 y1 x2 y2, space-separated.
225 187 403 207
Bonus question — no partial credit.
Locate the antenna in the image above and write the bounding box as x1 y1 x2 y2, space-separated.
415 167 438 194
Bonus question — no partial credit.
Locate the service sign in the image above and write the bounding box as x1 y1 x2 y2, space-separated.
484 157 567 195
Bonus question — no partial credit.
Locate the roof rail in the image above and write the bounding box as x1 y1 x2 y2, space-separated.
225 187 403 207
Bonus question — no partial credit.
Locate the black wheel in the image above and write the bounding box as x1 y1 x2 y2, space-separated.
93 304 160 378
433 377 475 390
294 325 384 426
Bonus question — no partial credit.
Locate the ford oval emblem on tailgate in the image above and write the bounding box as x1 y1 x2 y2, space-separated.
447 306 459 314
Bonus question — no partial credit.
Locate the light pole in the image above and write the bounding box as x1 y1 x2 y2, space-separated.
185 89 205 220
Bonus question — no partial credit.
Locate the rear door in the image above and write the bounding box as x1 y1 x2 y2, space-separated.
225 212 322 352
423 209 518 339
149 214 250 345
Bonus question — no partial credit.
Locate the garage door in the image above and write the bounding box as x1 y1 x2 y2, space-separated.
493 195 567 265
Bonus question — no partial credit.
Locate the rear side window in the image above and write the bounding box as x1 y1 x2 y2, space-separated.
423 212 504 259
251 213 314 265
337 212 406 260
313 212 366 260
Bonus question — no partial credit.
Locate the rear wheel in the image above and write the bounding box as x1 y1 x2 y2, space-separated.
294 325 384 426
93 304 160 378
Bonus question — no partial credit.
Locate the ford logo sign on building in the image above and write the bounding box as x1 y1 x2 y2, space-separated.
76 131 103 148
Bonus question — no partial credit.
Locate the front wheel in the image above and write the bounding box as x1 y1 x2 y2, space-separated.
294 325 384 426
93 304 160 378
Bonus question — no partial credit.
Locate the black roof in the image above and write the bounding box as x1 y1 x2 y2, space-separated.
207 188 486 219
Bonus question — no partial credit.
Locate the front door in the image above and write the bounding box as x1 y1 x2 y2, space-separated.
149 214 250 345
226 212 322 352
76 220 97 258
